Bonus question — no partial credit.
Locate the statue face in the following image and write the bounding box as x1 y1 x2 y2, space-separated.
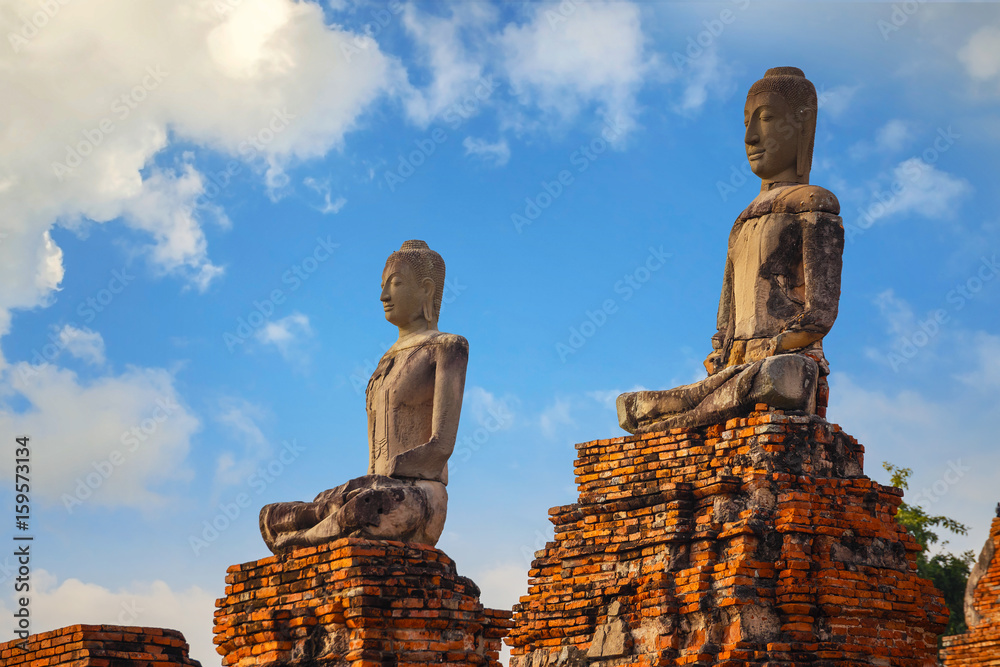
744 91 800 183
381 259 429 328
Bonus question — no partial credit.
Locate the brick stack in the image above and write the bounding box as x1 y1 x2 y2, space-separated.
941 517 1000 666
214 537 513 667
0 624 201 666
507 406 948 667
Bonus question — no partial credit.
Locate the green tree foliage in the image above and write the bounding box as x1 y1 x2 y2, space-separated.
883 462 974 636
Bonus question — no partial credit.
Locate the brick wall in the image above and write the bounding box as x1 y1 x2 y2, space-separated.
941 517 1000 666
0 624 201 667
214 537 513 667
507 406 948 667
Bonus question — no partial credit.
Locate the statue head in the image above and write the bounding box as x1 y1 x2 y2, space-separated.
744 66 817 185
381 240 446 329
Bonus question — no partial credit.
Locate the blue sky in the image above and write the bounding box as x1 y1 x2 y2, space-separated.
2 1 1000 664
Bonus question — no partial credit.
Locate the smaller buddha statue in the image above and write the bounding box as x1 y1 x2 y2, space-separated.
617 67 845 433
259 240 468 554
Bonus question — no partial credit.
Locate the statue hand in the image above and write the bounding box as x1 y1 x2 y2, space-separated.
388 448 426 479
704 350 724 375
773 330 824 354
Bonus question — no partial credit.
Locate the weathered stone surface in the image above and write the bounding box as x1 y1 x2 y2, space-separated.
0 624 201 667
260 240 468 553
618 67 844 434
215 538 512 667
508 406 948 667
942 516 1000 666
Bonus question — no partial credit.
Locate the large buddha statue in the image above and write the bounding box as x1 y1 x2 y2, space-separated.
617 67 844 433
259 240 468 554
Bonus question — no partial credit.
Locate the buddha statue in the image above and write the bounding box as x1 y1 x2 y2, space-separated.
259 240 468 553
617 67 844 433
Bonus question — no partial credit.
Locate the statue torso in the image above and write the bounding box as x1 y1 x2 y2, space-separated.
365 331 466 484
723 183 842 368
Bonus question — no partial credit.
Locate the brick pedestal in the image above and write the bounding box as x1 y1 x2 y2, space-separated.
214 538 513 667
507 407 948 667
0 624 201 667
941 517 1000 666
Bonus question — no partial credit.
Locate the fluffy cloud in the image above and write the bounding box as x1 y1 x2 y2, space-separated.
213 398 273 490
303 177 347 214
0 0 400 334
499 0 655 141
400 2 497 126
254 311 313 365
57 325 106 366
463 136 511 166
958 25 1000 82
866 158 971 224
0 363 200 510
0 571 217 666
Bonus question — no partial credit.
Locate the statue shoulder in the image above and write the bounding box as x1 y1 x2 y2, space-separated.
430 332 469 358
774 184 840 215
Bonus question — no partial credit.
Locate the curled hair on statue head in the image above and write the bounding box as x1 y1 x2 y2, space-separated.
747 67 818 180
385 240 446 325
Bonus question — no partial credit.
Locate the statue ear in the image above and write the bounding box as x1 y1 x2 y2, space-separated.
796 123 809 179
421 277 435 323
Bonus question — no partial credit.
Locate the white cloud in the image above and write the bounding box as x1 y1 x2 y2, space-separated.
463 385 517 431
875 119 914 152
303 177 347 214
0 0 400 333
254 312 313 364
872 288 916 338
539 396 575 439
849 119 914 160
867 158 971 224
214 398 272 489
817 83 859 119
0 363 200 510
499 0 655 142
959 25 1000 81
0 571 216 666
955 331 1000 389
672 47 732 116
463 136 510 167
400 2 497 126
57 325 106 366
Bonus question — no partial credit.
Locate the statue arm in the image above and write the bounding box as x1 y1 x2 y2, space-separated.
705 246 736 375
775 211 844 352
389 336 469 480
